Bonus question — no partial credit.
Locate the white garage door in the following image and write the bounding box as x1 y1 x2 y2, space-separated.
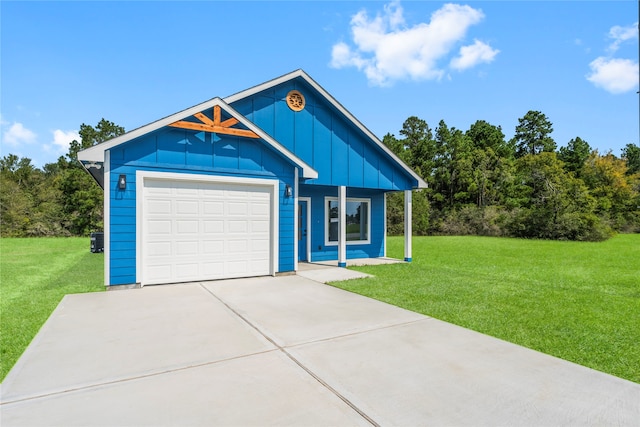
141 177 273 285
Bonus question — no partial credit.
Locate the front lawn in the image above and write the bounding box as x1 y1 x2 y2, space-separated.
333 234 640 383
0 238 104 381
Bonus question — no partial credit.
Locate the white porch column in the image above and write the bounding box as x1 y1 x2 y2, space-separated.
404 189 412 262
338 185 347 267
293 167 299 272
383 192 388 258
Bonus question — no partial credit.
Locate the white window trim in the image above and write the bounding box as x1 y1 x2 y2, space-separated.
324 196 371 246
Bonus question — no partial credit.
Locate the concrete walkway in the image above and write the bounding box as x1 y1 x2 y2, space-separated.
2 270 639 426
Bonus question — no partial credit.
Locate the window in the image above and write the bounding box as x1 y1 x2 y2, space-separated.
325 197 370 245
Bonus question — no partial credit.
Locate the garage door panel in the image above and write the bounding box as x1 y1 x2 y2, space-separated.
203 220 224 234
251 220 270 233
250 239 270 252
227 260 248 275
228 239 248 253
202 267 225 280
248 259 270 274
142 177 273 285
177 220 198 234
145 182 171 193
251 202 270 216
176 241 199 256
175 183 199 195
147 264 172 281
203 240 224 254
228 202 248 216
147 220 172 234
175 262 200 280
147 199 172 214
147 241 171 257
228 221 248 233
203 201 224 215
177 200 199 215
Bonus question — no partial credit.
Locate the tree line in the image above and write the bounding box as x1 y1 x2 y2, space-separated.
386 110 640 241
1 112 639 241
1 120 123 237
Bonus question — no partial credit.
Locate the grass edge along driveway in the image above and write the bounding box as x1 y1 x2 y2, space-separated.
1 238 104 381
1 235 638 384
333 234 640 384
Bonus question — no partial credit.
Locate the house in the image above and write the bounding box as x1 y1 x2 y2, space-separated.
78 70 427 287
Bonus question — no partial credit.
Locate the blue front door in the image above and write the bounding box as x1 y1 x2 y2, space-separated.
298 200 308 261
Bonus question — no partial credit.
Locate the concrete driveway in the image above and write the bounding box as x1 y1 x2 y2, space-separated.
2 269 639 426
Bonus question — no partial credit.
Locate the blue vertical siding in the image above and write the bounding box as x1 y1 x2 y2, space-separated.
330 119 349 186
312 107 332 185
228 77 418 191
274 100 295 152
186 132 213 167
348 135 364 188
295 109 314 166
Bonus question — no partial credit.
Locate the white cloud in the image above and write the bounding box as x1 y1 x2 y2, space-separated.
2 122 37 146
330 1 497 86
608 22 638 52
587 22 639 94
586 57 639 94
48 129 80 155
450 39 499 70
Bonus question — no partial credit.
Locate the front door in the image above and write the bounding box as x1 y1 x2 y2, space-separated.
298 200 308 262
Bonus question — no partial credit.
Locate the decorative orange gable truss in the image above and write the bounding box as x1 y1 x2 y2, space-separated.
169 105 259 139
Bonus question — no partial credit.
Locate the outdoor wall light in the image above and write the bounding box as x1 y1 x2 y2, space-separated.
285 184 292 198
118 174 127 190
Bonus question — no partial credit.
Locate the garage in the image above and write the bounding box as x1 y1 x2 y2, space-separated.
138 172 278 285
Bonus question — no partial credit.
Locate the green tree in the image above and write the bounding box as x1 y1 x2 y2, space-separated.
622 143 640 175
57 119 125 235
511 110 557 158
510 152 610 241
582 151 640 231
0 169 33 236
68 119 125 159
432 121 473 210
0 155 66 236
382 133 405 160
397 116 436 180
466 120 513 207
558 137 591 176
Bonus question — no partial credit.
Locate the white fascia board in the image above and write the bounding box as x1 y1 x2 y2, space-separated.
76 96 318 180
224 69 306 104
225 69 428 189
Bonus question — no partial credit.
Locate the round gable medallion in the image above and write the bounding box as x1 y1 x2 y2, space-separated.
286 90 305 112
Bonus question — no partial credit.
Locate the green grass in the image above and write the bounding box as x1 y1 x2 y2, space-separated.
0 238 104 381
333 234 640 383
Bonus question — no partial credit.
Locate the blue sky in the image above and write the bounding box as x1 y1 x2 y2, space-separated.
1 1 638 168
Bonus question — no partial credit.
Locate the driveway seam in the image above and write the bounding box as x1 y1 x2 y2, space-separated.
199 283 380 427
286 317 431 349
0 348 279 406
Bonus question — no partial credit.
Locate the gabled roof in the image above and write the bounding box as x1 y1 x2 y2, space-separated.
225 69 428 189
77 97 318 179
